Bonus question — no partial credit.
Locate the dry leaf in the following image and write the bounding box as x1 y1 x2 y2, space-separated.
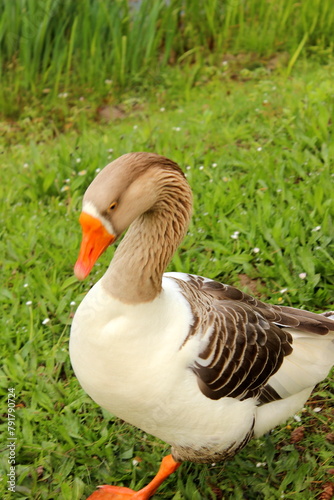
290 426 305 444
326 433 334 444
318 481 334 500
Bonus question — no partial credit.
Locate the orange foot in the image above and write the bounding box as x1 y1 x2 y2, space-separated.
86 485 142 499
86 455 181 500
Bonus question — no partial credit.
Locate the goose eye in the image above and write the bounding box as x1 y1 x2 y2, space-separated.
108 201 118 212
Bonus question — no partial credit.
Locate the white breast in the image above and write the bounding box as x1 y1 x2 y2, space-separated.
70 277 256 451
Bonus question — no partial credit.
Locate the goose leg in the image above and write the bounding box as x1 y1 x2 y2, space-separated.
86 455 181 499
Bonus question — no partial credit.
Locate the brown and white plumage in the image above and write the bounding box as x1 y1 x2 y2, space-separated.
70 152 334 498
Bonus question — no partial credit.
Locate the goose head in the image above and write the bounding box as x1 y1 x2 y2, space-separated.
74 152 191 281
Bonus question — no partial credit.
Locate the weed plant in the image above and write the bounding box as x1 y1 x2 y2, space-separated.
1 0 334 117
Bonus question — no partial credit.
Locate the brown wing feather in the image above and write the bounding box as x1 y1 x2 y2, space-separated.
173 275 334 404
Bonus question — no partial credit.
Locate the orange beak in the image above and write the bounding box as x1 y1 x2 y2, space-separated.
74 212 115 280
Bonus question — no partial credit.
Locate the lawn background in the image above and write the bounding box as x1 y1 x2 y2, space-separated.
1 1 334 499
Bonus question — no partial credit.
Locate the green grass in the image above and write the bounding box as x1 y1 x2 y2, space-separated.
1 59 333 499
1 0 334 119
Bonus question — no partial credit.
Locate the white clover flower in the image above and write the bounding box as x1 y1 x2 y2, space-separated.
298 273 307 279
160 107 165 112
252 247 260 254
23 283 29 288
23 163 29 168
280 288 288 293
312 226 321 232
42 318 50 325
70 301 76 306
257 147 262 151
313 407 322 413
105 79 113 85
293 414 301 422
76 158 81 163
26 301 32 306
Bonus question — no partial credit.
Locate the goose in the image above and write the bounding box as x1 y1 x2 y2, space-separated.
70 152 334 500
